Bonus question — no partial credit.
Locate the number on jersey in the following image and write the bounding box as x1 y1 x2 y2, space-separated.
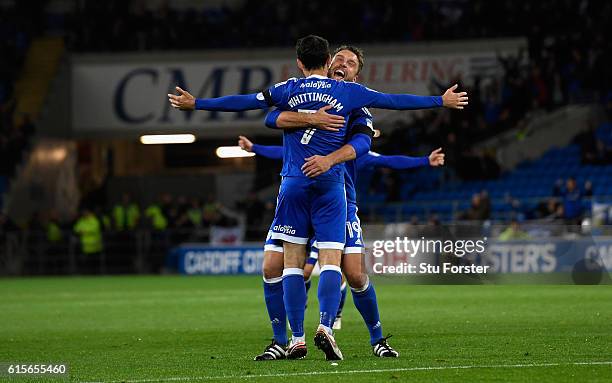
298 109 317 145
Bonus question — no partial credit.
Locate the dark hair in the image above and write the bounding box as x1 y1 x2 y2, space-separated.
296 35 330 70
333 45 365 74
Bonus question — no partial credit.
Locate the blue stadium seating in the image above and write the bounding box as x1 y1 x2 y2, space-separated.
358 143 612 222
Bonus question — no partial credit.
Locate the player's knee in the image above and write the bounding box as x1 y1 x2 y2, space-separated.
263 264 283 279
262 251 283 279
283 242 307 268
342 255 368 289
342 253 368 288
344 267 367 289
318 249 342 266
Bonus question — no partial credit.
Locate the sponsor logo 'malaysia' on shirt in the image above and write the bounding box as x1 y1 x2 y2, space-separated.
299 80 332 90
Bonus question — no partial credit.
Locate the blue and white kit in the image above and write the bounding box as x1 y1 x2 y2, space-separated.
195 74 441 251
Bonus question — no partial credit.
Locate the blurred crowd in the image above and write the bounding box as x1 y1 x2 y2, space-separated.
463 176 592 224
0 191 273 273
0 4 36 184
3 0 609 187
1 0 611 270
485 175 593 240
0 193 274 274
374 40 610 183
379 174 595 242
575 119 612 165
365 98 612 222
57 1 610 95
11 0 605 103
54 1 604 69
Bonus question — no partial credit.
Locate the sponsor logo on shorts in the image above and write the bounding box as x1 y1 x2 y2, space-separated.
273 225 296 235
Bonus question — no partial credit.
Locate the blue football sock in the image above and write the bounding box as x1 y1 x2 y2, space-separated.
337 282 347 317
263 277 287 345
282 268 306 338
351 277 383 345
318 265 342 329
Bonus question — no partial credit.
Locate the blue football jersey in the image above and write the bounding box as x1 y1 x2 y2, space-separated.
260 75 388 182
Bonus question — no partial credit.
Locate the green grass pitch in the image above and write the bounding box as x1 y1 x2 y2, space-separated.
0 275 611 382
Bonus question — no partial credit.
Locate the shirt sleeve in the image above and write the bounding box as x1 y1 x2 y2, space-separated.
194 93 269 111
349 83 443 110
347 133 372 158
194 78 294 111
259 78 295 107
357 151 429 171
346 108 375 158
346 107 375 139
251 144 283 160
264 109 282 129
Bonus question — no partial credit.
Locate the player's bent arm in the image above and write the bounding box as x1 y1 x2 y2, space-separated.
323 133 371 166
265 106 345 131
264 109 312 129
277 111 315 128
325 145 356 167
302 128 373 178
325 125 374 166
325 125 372 166
347 132 372 158
252 144 283 160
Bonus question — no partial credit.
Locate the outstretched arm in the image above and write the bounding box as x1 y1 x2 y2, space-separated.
357 84 468 110
359 148 445 170
168 86 271 112
253 144 283 160
237 136 283 160
265 106 345 131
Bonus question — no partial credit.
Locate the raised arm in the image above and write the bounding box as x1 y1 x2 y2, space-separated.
264 105 346 131
358 148 445 171
168 86 269 112
237 136 283 160
194 94 268 112
168 78 299 112
354 84 468 110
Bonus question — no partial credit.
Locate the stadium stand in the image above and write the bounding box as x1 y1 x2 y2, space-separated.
0 3 39 208
359 140 612 224
0 0 610 275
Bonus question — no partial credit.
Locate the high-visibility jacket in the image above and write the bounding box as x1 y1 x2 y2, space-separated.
145 204 167 230
187 208 203 227
113 203 140 230
46 222 63 243
73 214 103 254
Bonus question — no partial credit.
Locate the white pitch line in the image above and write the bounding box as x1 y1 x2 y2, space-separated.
81 361 612 383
